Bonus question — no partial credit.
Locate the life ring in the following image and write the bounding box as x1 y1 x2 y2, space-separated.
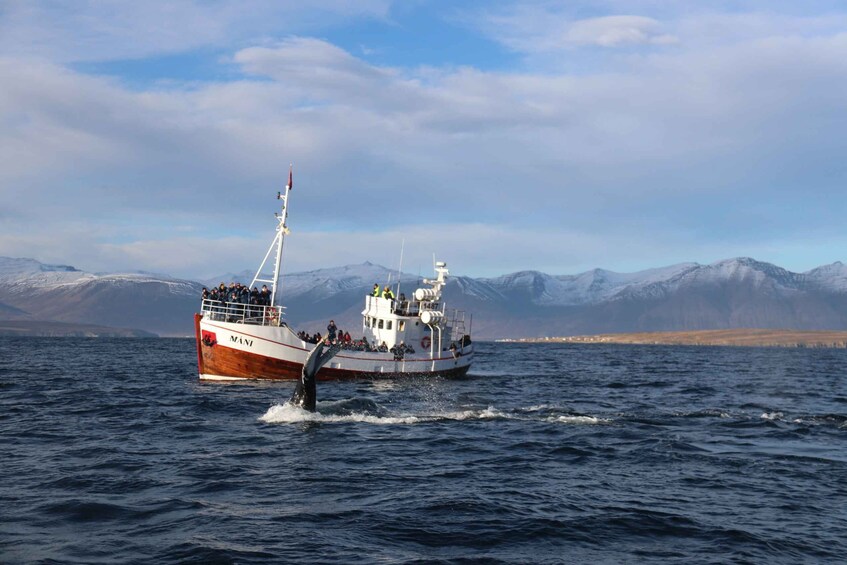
421 335 431 349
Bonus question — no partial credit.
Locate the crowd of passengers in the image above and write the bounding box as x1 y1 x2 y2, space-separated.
297 320 416 355
202 282 411 311
201 282 273 308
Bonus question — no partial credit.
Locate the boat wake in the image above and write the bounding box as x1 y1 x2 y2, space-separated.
259 400 610 426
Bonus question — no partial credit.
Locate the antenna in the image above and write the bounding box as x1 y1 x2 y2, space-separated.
396 238 405 297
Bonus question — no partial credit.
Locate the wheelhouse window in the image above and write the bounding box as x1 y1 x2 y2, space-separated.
398 321 405 331
387 321 393 330
378 319 384 329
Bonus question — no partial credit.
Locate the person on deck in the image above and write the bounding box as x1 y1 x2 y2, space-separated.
382 286 394 300
206 288 219 318
372 283 380 297
247 287 260 318
391 343 404 360
327 320 337 342
228 291 241 320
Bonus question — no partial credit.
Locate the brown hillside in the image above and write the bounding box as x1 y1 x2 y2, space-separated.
510 329 847 348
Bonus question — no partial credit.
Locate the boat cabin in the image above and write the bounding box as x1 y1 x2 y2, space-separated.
361 262 469 355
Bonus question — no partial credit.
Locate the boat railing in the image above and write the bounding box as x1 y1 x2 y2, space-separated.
388 299 443 317
200 299 285 326
394 299 424 316
449 309 469 342
364 295 428 317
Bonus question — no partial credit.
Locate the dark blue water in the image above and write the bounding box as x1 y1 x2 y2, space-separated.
1 338 846 563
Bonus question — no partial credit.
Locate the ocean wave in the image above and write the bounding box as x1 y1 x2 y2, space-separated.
675 408 732 418
791 414 847 428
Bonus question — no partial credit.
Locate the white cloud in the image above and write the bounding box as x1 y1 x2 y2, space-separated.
566 16 678 47
471 3 847 56
0 0 391 62
2 6 847 277
475 7 678 53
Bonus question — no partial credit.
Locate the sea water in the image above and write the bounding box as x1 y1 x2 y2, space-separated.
1 338 845 563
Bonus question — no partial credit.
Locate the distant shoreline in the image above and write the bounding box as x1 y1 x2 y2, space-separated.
0 320 157 338
500 329 847 348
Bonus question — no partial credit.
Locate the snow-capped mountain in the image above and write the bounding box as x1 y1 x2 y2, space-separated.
2 256 847 338
463 258 847 306
459 257 847 337
0 257 88 287
0 257 203 336
205 262 421 299
801 261 847 292
478 262 701 306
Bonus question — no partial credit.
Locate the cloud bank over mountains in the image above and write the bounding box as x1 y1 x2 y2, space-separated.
1 1 846 280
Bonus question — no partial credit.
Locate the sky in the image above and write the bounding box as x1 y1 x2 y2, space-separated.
1 0 846 280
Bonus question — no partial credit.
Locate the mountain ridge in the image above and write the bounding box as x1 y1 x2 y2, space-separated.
1 256 846 338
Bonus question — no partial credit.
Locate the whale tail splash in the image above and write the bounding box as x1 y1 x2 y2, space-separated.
289 341 343 412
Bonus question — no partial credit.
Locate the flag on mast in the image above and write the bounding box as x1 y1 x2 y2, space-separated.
286 164 293 191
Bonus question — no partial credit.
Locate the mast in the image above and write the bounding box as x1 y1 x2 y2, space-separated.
251 164 293 308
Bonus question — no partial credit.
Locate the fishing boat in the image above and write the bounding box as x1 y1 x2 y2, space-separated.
194 168 474 381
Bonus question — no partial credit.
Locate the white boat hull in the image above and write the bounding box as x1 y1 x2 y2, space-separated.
195 314 474 381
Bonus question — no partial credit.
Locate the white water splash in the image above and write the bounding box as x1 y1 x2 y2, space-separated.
259 402 608 426
259 403 507 425
259 403 422 425
524 404 557 412
760 411 783 421
554 415 610 425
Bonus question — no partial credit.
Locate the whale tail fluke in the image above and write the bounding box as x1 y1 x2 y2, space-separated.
290 341 342 412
